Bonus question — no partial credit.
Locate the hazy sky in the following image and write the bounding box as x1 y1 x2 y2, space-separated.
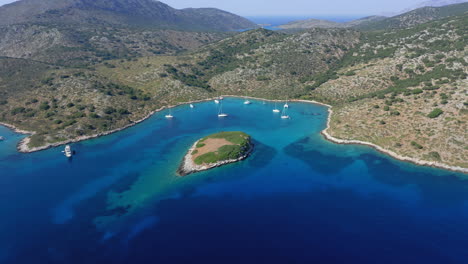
0 0 426 16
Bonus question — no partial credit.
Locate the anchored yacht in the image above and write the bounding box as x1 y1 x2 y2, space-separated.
63 145 72 158
218 101 228 117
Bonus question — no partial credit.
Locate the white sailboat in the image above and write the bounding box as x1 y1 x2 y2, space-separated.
244 99 251 105
62 145 72 158
214 99 220 104
190 104 194 109
272 101 280 113
165 108 174 119
218 101 228 117
281 106 290 119
284 99 289 109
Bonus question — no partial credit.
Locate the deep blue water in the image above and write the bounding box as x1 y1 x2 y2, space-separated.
0 97 467 264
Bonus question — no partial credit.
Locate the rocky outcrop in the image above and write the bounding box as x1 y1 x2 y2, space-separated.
177 139 253 176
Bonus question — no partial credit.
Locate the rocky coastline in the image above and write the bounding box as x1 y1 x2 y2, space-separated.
0 97 217 154
177 139 253 176
1 95 466 174
320 107 468 174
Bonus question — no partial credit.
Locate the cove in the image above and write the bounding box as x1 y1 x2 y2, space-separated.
0 97 467 264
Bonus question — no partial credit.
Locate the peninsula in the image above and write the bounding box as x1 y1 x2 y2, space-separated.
178 131 253 176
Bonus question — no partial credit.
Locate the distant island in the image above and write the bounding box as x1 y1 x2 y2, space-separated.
178 131 253 176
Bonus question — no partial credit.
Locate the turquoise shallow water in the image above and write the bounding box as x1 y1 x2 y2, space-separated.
0 97 467 263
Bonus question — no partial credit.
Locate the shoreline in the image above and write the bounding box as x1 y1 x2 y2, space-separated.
0 97 217 154
320 107 468 174
1 95 466 174
177 138 253 176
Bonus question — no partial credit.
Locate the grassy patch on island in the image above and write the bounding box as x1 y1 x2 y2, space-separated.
193 131 251 165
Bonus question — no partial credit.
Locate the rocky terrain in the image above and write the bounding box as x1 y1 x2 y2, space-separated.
279 2 468 31
0 0 466 171
355 2 468 30
310 14 467 168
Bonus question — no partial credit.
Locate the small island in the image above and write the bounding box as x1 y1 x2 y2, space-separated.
178 131 253 176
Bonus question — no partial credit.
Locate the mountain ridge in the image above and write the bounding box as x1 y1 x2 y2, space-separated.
278 2 468 30
0 0 256 31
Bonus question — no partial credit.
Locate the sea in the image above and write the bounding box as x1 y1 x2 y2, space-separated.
244 15 366 30
0 97 467 264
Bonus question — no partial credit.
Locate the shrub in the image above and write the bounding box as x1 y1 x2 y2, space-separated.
256 76 270 81
411 141 423 149
412 89 423 94
118 109 131 115
11 107 26 115
39 102 50 110
428 151 441 161
103 107 116 114
427 108 443 118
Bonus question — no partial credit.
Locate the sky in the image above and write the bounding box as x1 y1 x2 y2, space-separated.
0 0 429 16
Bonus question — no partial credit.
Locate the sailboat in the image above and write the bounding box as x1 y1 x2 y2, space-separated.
272 101 280 113
281 106 290 119
62 145 72 158
190 104 194 109
215 92 222 103
244 99 251 105
284 99 289 108
218 101 228 117
165 108 174 119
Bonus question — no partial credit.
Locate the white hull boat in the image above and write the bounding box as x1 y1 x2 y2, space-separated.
62 145 72 158
273 102 280 113
218 101 228 117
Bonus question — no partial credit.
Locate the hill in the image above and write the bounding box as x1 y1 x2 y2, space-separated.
278 16 386 30
0 9 466 170
279 2 467 31
0 0 256 31
400 0 468 13
307 14 467 168
356 2 468 30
